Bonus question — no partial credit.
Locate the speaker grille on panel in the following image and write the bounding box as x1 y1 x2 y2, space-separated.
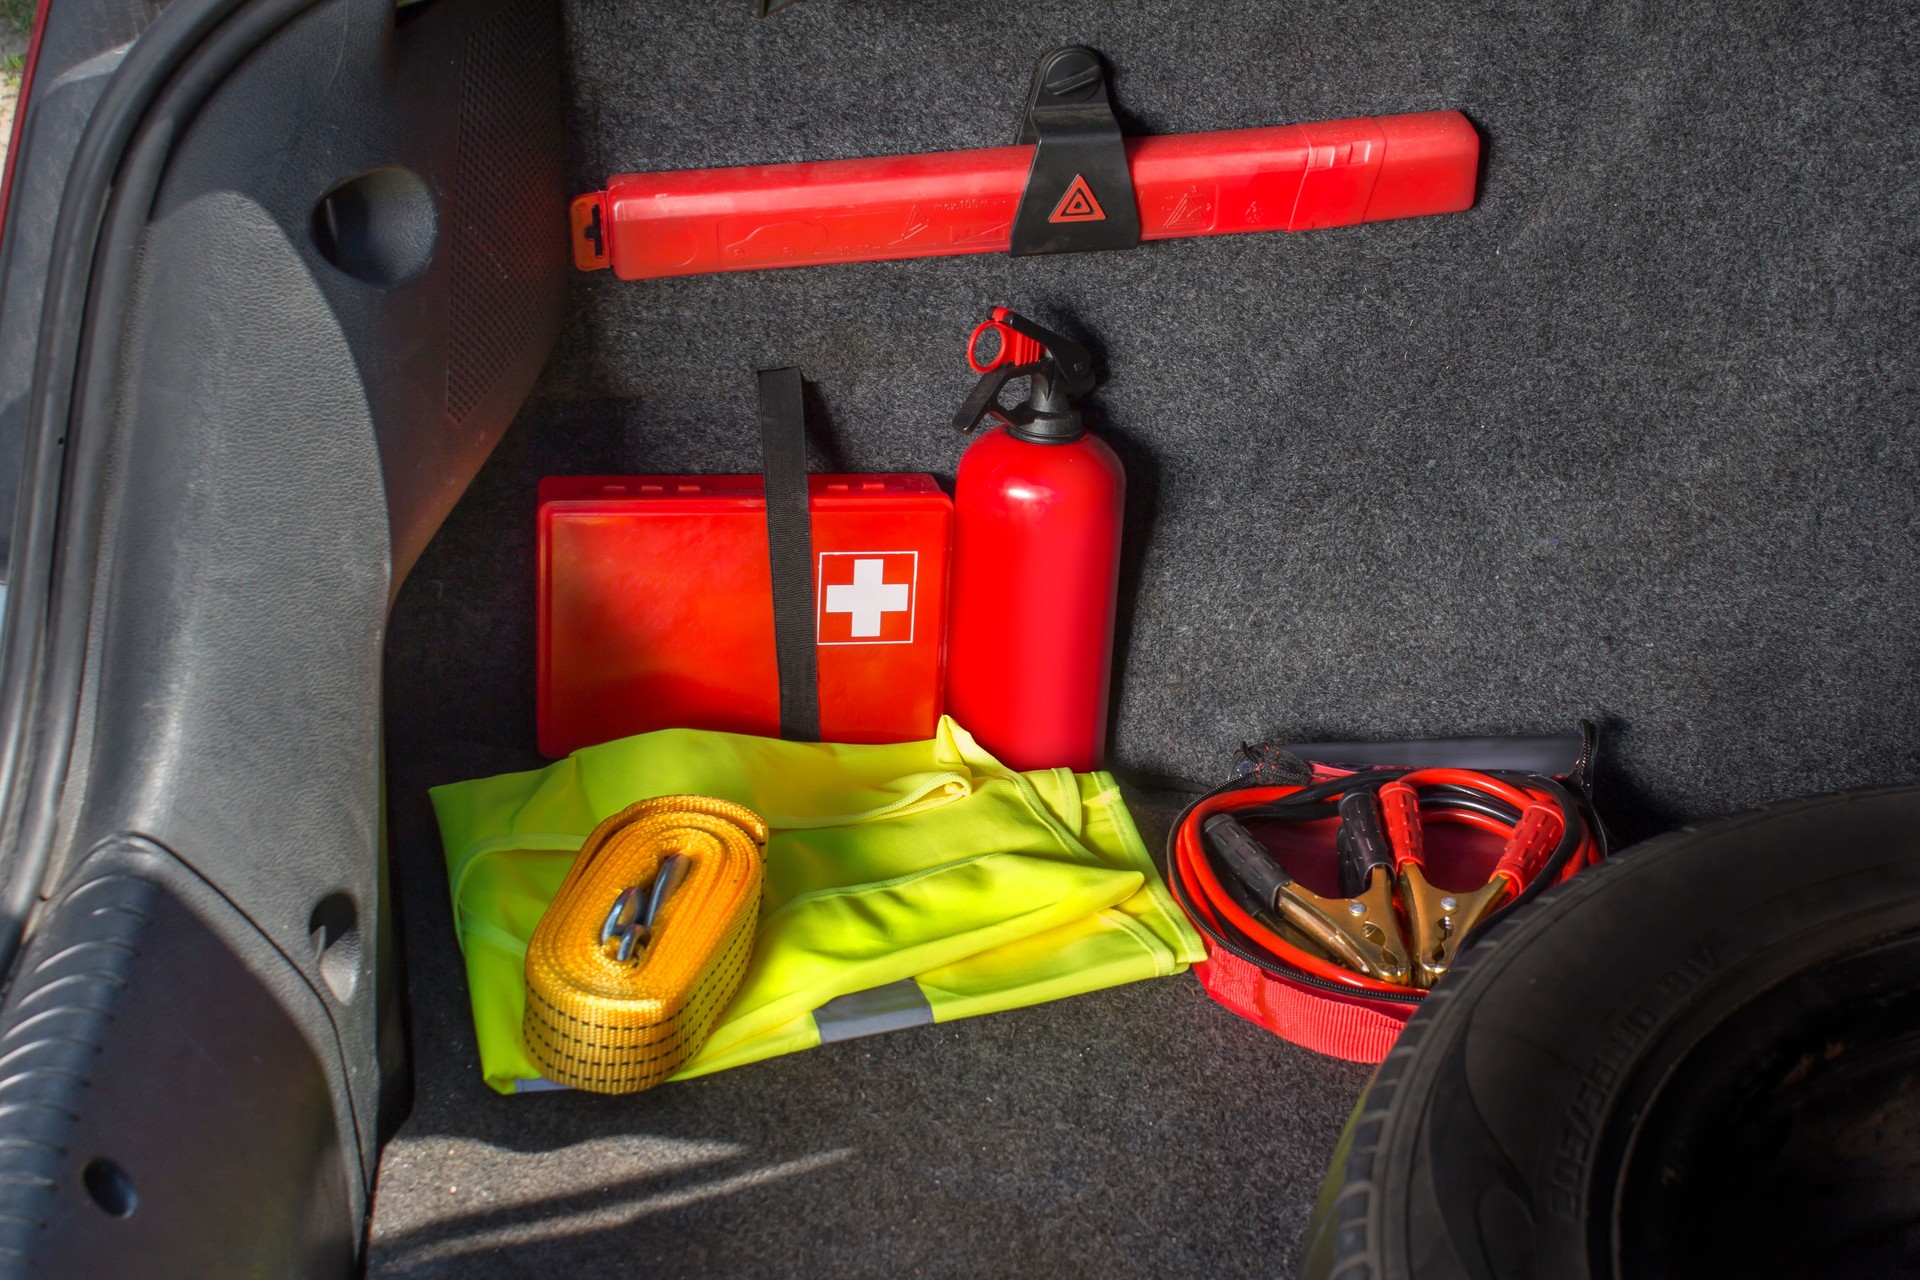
446 0 564 424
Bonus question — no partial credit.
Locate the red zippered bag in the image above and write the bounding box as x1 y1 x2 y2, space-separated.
1167 753 1601 1063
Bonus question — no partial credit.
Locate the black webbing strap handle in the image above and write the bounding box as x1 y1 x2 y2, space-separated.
757 367 821 741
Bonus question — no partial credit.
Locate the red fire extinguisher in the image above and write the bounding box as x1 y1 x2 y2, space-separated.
946 310 1123 773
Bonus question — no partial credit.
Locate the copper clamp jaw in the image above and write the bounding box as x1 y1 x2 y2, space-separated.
1204 811 1411 985
1380 782 1562 989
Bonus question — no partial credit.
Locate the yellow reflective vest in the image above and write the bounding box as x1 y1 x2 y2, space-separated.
431 717 1203 1093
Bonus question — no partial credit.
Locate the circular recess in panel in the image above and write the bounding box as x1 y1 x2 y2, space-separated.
310 166 437 286
82 1158 138 1218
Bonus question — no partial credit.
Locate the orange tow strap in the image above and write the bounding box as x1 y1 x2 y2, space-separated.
522 795 767 1093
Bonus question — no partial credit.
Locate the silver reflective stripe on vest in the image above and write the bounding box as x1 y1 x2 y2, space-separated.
813 978 934 1044
515 1076 572 1094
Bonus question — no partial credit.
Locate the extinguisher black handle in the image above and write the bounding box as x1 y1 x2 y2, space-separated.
953 360 1045 434
996 310 1095 399
954 309 1099 437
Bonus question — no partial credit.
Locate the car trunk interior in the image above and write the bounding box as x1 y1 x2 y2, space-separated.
12 0 1912 1273
356 2 1920 1273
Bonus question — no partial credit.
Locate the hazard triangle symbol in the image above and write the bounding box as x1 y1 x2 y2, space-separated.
1048 174 1107 224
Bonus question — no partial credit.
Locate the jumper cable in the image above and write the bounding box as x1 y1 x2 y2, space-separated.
1173 767 1598 996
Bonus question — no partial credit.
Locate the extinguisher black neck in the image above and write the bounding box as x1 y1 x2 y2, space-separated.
1010 364 1086 443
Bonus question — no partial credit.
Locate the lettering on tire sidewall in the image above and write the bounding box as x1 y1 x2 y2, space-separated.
1548 942 1720 1222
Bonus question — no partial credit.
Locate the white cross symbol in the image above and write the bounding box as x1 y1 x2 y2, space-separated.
823 558 911 638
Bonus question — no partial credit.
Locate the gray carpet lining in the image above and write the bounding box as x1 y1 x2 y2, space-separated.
375 1 1920 1273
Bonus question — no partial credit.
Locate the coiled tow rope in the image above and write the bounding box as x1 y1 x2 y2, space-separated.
523 795 767 1093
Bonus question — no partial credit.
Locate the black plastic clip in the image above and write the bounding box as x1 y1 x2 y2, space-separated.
1009 47 1142 257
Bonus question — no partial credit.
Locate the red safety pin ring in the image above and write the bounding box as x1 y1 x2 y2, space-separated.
967 318 1016 374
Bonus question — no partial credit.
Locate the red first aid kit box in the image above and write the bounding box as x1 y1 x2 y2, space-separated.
537 474 952 757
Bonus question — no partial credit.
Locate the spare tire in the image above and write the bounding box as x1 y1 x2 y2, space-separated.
1300 785 1920 1280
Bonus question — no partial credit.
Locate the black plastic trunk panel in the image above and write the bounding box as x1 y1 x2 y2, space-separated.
0 0 568 1267
0 840 357 1278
